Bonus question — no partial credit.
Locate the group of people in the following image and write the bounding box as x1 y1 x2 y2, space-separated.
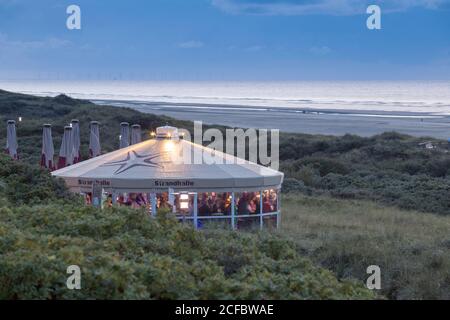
197 192 232 216
84 190 278 216
117 193 147 208
95 192 173 211
236 191 278 215
193 191 278 216
84 192 149 209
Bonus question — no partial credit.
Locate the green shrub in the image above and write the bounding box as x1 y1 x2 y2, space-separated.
293 157 350 176
0 155 76 206
0 204 374 300
282 194 450 300
282 178 311 194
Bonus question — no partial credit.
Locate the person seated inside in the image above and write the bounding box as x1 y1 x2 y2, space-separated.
263 195 274 213
85 193 92 205
117 194 131 207
270 192 278 211
198 199 211 216
212 196 225 214
129 193 141 209
223 193 232 215
117 195 126 206
135 193 147 207
187 198 194 216
249 192 259 214
158 194 173 211
237 193 252 215
104 194 113 208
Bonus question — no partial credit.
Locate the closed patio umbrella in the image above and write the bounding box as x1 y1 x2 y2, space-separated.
71 119 81 163
41 124 55 170
131 124 142 145
89 121 101 158
119 122 130 149
58 126 74 169
5 120 18 160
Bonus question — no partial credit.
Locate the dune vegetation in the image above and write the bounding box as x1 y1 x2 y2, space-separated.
0 89 449 299
281 194 450 300
0 155 373 299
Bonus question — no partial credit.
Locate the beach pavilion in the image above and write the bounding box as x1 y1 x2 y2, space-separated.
52 126 283 229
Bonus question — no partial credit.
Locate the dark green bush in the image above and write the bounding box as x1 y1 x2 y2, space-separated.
0 155 76 206
279 131 450 215
0 204 374 300
293 157 350 176
282 178 310 194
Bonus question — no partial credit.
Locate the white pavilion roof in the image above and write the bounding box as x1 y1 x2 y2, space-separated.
52 136 283 193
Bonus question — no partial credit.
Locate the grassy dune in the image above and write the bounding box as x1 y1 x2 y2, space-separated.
281 194 450 299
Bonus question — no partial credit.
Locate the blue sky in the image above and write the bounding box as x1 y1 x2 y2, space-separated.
0 0 449 80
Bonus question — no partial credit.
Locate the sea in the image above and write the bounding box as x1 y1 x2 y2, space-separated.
1 80 450 115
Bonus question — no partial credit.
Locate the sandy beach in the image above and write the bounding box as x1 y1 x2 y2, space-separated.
2 80 449 139
94 100 450 140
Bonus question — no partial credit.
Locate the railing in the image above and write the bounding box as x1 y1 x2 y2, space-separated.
175 211 280 230
110 190 281 231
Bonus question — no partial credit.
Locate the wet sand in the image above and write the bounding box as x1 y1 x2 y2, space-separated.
94 100 450 140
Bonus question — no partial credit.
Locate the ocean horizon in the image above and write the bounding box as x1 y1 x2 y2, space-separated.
1 80 450 115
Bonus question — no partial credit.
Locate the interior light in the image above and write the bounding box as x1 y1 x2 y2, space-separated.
180 194 189 200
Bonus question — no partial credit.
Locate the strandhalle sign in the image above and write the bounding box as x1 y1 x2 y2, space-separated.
154 180 194 187
78 179 111 187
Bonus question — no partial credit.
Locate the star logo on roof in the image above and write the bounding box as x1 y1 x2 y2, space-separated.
101 150 163 175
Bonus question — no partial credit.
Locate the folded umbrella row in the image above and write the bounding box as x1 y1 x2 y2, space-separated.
5 120 142 170
41 120 102 170
120 122 142 148
5 120 101 170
